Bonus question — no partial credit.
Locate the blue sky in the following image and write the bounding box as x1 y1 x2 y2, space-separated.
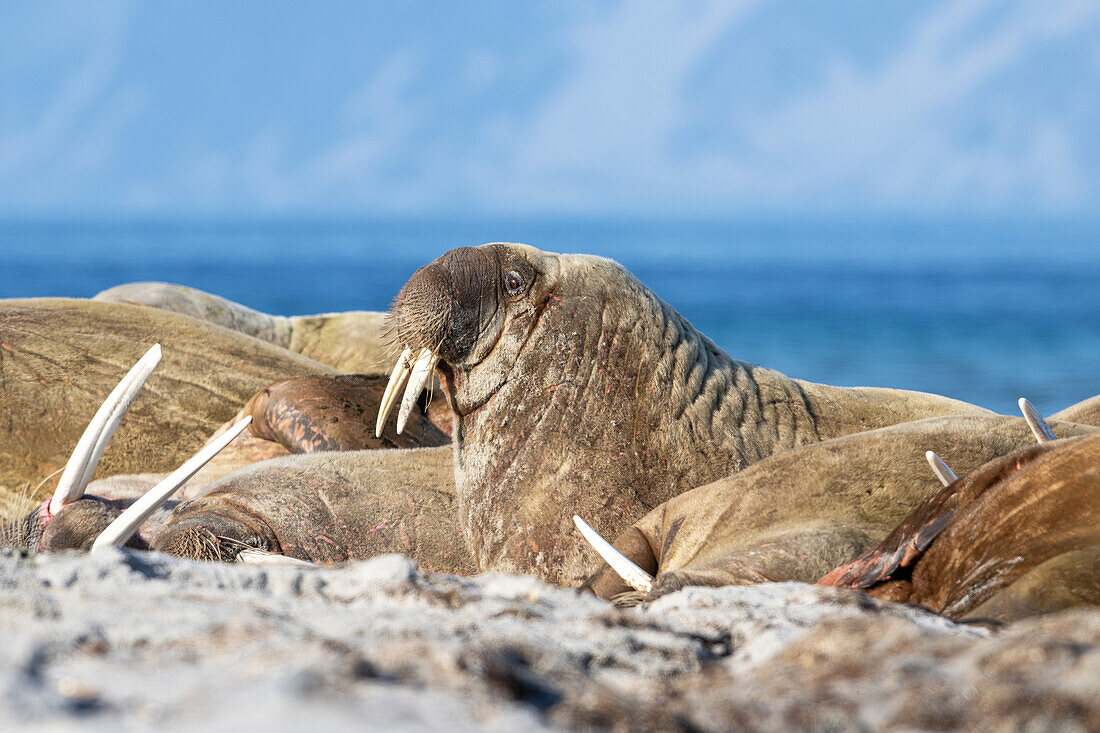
2 0 1099 219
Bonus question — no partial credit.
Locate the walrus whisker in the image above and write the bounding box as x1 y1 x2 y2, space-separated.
573 515 654 593
236 548 317 567
396 348 439 435
376 346 413 437
50 344 162 514
1019 398 1057 444
91 416 252 550
925 450 958 487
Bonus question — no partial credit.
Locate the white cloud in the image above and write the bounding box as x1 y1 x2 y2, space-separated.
306 52 422 192
0 1 136 184
473 0 1100 215
490 0 760 210
723 0 1099 211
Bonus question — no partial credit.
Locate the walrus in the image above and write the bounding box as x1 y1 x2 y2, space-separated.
375 243 992 585
819 431 1100 621
577 412 1098 602
93 282 393 375
4 363 452 557
0 298 345 500
1052 394 1100 428
148 446 471 572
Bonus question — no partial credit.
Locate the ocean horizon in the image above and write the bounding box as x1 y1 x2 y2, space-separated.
2 216 1097 416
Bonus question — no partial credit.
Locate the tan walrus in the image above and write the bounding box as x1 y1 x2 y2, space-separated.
579 412 1097 602
93 282 392 375
0 298 341 498
375 243 992 584
1052 394 1100 428
4 365 453 559
819 430 1100 621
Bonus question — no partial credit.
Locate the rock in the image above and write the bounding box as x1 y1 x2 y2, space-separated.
0 549 1096 731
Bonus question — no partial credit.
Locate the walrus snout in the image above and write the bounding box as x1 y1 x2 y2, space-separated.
391 246 506 363
379 245 526 435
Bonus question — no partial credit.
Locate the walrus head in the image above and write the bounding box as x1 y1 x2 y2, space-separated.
376 243 817 583
378 243 574 432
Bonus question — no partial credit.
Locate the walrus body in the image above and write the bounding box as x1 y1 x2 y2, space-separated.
583 415 1097 601
152 447 471 573
819 433 1100 621
94 282 392 375
1052 394 1100 428
0 299 340 498
382 243 991 585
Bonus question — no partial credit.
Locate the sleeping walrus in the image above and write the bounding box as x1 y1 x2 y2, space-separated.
4 364 451 557
579 410 1097 602
93 282 393 375
819 429 1100 621
0 298 343 498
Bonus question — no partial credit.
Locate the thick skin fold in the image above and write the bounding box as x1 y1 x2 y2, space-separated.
152 447 473 574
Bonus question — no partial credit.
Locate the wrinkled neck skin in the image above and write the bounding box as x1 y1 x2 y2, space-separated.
447 255 824 584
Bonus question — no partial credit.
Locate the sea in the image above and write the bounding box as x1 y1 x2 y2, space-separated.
1 217 1097 416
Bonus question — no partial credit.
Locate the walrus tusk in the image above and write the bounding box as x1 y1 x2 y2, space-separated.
396 348 438 435
91 416 253 550
925 450 958 487
236 549 317 567
50 344 163 515
376 346 413 437
573 515 654 593
1019 397 1057 444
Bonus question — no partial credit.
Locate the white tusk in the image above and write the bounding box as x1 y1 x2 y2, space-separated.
1019 397 1056 444
375 347 413 437
91 416 253 551
50 344 162 515
236 549 317 568
396 348 438 435
573 515 654 593
925 450 957 487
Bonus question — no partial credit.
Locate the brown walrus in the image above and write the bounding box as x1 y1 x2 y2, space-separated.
244 374 450 452
4 369 452 557
1052 394 1100 428
579 413 1097 602
150 446 470 573
819 432 1100 621
7 248 1009 585
376 243 991 584
0 298 342 499
93 282 393 375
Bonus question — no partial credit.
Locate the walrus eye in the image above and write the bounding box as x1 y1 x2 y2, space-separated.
505 271 524 295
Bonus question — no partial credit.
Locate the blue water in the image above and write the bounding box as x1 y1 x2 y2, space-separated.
1 218 1098 415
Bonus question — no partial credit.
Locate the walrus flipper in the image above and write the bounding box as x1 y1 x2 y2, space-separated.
245 374 449 454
